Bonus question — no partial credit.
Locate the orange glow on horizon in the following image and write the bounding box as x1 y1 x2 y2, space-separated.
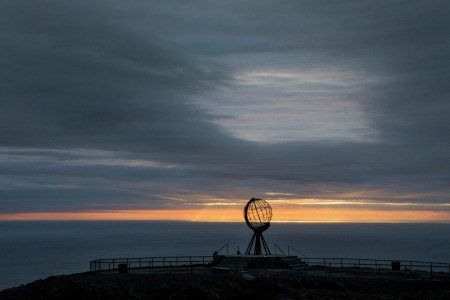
0 207 449 222
274 207 450 223
0 209 242 222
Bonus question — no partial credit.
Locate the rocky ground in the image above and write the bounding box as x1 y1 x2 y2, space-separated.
1 271 450 300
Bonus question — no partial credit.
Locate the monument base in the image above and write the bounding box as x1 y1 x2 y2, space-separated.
212 254 305 271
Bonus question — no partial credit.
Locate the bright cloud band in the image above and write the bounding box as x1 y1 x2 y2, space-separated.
1 208 449 223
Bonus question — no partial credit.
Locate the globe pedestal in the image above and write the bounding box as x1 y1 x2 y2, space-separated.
245 227 271 255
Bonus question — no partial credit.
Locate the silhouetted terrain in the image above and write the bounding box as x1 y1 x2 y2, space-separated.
1 272 450 299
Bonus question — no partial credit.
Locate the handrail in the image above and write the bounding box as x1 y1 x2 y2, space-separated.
304 257 450 266
273 244 286 255
216 243 229 255
230 245 242 255
89 255 450 281
90 255 213 272
287 246 306 258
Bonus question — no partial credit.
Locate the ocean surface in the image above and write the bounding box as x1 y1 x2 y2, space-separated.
1 221 450 290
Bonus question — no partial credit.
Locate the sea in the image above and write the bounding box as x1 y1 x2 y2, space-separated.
1 221 450 290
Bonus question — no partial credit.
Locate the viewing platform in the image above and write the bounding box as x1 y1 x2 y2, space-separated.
89 255 450 281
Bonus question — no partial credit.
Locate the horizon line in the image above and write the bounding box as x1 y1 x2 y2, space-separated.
1 208 450 223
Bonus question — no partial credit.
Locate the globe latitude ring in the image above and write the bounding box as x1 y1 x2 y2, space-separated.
243 198 272 232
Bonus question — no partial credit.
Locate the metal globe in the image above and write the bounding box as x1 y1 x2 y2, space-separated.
243 198 272 232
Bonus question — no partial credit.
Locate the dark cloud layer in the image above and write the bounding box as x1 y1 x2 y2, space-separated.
0 0 235 155
1 1 449 214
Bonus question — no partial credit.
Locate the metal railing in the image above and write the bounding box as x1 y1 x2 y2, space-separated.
216 243 229 256
287 246 306 258
90 256 213 274
89 255 450 281
273 244 286 255
303 257 450 280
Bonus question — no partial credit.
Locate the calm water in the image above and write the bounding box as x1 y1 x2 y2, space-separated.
1 221 450 290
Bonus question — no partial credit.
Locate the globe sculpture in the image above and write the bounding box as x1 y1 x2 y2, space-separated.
244 198 272 255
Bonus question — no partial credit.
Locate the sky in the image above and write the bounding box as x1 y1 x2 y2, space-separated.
1 0 450 222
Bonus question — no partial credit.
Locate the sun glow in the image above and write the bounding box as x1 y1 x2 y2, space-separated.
1 207 449 222
0 209 241 222
2 194 449 223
